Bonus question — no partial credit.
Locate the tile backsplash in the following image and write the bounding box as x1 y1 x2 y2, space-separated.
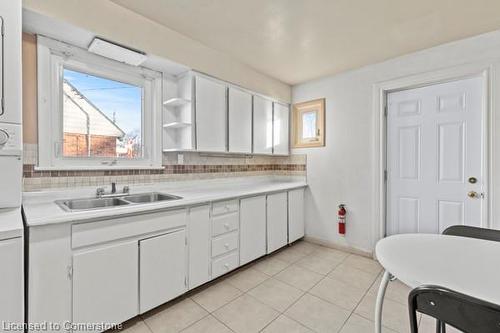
22 144 306 191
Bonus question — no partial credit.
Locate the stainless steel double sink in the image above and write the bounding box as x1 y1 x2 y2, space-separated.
56 192 182 212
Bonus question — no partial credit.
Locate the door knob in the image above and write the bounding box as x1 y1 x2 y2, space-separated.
468 177 477 184
468 191 479 198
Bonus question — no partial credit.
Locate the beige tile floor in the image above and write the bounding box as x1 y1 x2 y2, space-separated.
116 240 461 333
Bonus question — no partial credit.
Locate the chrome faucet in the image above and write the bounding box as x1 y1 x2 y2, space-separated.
96 183 130 198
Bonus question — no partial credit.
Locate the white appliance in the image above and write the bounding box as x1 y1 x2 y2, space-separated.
0 0 22 207
0 0 24 330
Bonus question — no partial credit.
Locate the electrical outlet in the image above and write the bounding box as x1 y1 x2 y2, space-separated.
177 153 184 165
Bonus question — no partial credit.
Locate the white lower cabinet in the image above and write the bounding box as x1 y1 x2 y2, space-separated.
188 205 210 289
28 187 306 333
240 196 267 265
267 192 288 253
212 252 239 278
210 200 240 277
0 237 23 332
72 241 138 332
288 189 305 243
139 229 187 313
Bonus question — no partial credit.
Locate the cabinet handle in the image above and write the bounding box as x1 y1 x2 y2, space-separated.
224 243 229 249
224 223 230 229
224 263 230 269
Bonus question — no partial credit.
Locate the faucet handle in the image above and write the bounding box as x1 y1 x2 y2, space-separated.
96 187 105 197
123 185 130 194
111 182 116 194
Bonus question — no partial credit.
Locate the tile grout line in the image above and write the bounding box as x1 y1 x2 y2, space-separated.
211 244 328 332
335 270 384 333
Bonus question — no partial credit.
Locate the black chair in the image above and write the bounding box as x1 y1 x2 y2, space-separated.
409 285 500 333
442 225 500 242
433 225 500 332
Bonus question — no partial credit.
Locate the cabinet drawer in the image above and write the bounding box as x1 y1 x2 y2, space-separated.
212 213 239 236
212 252 239 278
72 209 187 248
212 232 238 258
212 200 239 216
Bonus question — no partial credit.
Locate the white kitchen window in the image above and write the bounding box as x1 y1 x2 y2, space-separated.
37 36 162 169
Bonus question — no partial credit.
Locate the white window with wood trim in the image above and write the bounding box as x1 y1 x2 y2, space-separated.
292 98 325 148
36 36 162 170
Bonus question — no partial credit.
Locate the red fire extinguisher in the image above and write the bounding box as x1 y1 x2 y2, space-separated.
338 204 346 236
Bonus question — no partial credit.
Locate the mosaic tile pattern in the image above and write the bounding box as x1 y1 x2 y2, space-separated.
22 144 306 191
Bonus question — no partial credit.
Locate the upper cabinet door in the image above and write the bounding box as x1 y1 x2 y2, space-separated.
228 87 252 153
253 96 273 154
195 76 227 152
273 102 290 155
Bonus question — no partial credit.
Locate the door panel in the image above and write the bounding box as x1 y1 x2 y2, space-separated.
195 76 227 152
139 229 187 313
273 103 289 155
398 126 420 180
240 196 266 265
288 189 305 243
438 122 464 183
267 192 288 253
188 205 210 289
73 241 138 333
253 96 273 154
228 87 252 153
0 237 23 330
387 76 484 235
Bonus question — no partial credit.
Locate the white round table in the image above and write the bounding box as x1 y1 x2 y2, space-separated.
374 234 500 333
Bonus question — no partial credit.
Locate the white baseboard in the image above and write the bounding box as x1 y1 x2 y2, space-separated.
303 236 375 259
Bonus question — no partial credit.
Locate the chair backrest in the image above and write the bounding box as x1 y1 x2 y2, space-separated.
442 225 500 242
408 285 500 333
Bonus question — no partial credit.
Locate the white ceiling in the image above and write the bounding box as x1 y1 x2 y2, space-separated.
111 0 500 85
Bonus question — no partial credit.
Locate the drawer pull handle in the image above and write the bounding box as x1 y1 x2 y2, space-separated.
224 223 230 229
224 263 230 269
224 243 230 249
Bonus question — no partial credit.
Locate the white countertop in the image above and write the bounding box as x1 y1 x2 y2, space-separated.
23 176 307 227
376 233 500 305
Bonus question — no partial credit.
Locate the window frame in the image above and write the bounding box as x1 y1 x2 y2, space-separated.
292 98 326 148
37 36 163 170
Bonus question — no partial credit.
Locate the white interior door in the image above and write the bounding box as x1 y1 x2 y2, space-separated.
387 76 485 235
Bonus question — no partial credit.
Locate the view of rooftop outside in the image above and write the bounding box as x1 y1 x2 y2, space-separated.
62 69 143 159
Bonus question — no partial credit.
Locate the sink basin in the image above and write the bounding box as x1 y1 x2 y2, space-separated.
123 192 182 203
56 192 182 212
56 197 129 212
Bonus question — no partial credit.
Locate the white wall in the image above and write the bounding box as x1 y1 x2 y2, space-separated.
22 0 291 102
293 29 500 254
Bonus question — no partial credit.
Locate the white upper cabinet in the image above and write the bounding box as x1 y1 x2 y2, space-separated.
253 96 273 154
195 75 227 152
273 102 290 155
228 87 252 153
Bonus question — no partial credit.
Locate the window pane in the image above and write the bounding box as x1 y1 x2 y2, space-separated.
302 111 317 139
62 69 143 159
